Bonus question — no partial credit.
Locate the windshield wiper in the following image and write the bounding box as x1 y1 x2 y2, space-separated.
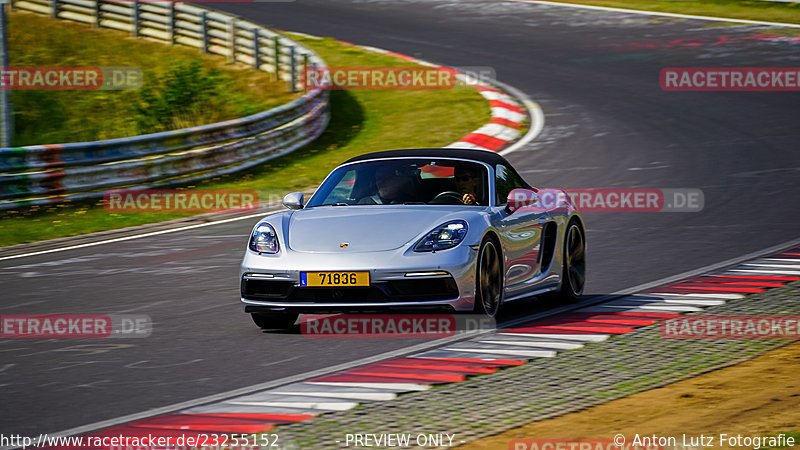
318 202 350 207
402 202 426 205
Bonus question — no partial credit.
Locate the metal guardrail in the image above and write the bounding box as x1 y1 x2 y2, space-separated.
1 0 329 210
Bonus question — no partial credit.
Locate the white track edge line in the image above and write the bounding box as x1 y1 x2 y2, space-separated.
518 0 800 28
0 208 280 262
495 78 544 157
32 292 636 440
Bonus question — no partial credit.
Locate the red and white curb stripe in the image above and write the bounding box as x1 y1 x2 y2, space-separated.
46 246 800 448
446 85 527 152
330 39 535 154
512 0 800 29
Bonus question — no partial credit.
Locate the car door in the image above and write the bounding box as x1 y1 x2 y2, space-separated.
493 164 549 297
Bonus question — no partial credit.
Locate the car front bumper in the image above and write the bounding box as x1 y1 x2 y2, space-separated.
240 244 478 313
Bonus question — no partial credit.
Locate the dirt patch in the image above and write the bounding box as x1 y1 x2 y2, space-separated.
461 341 800 449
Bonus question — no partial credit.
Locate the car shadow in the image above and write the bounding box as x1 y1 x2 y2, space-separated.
496 293 609 329
255 293 609 335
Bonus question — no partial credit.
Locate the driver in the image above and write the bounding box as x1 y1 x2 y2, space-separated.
359 166 417 204
454 165 481 205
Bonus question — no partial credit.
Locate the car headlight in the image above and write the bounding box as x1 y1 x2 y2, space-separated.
249 223 279 254
414 220 468 252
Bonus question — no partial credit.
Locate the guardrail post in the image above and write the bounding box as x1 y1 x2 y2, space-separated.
51 0 58 18
131 0 139 37
227 19 236 63
289 46 297 93
273 36 280 81
200 11 208 53
252 28 260 70
168 2 175 44
0 1 12 147
303 53 309 92
94 0 101 27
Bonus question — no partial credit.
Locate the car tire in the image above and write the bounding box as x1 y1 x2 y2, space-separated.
251 312 299 330
474 237 503 317
552 221 586 303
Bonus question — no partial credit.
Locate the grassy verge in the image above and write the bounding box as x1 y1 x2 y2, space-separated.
0 34 491 246
543 0 800 25
8 11 296 145
461 341 800 449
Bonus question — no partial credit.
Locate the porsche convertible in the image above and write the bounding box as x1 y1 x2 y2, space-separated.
240 148 585 329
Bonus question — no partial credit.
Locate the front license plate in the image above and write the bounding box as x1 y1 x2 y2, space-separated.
300 271 370 287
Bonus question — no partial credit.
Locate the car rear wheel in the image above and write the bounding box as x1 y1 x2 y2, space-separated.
553 221 586 303
474 238 503 317
251 312 299 330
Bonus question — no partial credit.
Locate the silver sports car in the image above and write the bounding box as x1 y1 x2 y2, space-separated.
240 148 585 329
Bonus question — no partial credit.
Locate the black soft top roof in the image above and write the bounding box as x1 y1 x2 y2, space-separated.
343 148 512 167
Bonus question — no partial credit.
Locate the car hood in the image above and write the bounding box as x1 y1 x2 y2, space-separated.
287 206 466 253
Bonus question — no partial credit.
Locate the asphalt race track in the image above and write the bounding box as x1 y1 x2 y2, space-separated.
2 0 799 436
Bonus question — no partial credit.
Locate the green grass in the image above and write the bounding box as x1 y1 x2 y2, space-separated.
8 11 296 145
0 34 490 246
546 0 800 25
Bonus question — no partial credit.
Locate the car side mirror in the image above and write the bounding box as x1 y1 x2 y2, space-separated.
283 192 304 210
506 188 538 213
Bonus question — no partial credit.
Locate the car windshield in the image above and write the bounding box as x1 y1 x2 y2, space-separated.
306 158 490 207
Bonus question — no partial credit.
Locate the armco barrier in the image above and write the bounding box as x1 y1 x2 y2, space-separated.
1 0 329 210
